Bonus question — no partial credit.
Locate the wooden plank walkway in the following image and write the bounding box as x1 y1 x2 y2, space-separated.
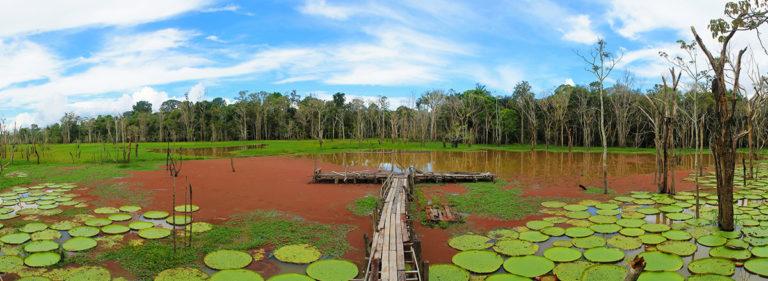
313 169 494 184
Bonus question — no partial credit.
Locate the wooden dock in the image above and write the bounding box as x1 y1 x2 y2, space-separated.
313 169 495 184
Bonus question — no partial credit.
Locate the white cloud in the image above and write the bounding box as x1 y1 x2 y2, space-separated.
560 15 600 44
187 83 206 102
205 35 225 43
565 78 575 86
102 29 196 55
0 39 61 89
298 0 351 20
0 0 210 37
201 4 239 13
606 0 722 39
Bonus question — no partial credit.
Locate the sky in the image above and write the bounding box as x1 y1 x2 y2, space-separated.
1 0 766 128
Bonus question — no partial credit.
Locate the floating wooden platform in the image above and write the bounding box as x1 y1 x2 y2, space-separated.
425 205 462 223
312 169 495 184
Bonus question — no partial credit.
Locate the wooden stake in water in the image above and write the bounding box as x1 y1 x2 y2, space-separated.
188 183 193 247
172 177 176 254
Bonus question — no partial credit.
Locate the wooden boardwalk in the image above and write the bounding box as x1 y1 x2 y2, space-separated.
313 169 494 184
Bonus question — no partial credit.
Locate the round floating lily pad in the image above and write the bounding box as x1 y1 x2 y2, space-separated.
0 213 19 220
93 207 119 214
581 264 626 281
595 203 618 210
129 221 154 230
662 230 692 241
617 218 646 228
590 224 621 234
709 246 752 261
166 215 192 225
572 236 606 249
24 240 59 253
687 275 737 281
566 211 590 219
565 227 594 238
686 218 712 227
1 232 31 244
429 264 469 281
69 226 99 237
526 220 553 230
452 250 503 273
541 201 567 208
639 251 683 271
640 234 667 245
204 250 253 270
752 245 768 257
698 235 727 247
564 204 588 211
185 222 213 233
543 247 582 262
657 240 697 256
666 212 693 220
620 228 646 237
540 226 565 236
518 231 549 242
64 266 111 281
485 274 530 281
24 252 60 267
622 212 646 219
493 239 537 256
266 273 315 281
21 222 48 233
543 216 568 224
0 255 23 272
579 200 600 206
584 247 624 263
138 227 171 239
607 235 642 250
742 226 768 237
636 272 684 281
174 204 200 213
726 239 749 250
596 209 621 216
589 215 618 224
553 261 593 281
715 231 741 239
209 269 264 281
274 244 322 264
143 210 169 219
553 240 573 247
101 224 130 234
118 205 142 213
659 206 683 213
448 234 493 250
154 268 208 281
50 220 79 231
305 259 358 281
487 228 518 240
502 255 554 277
107 213 131 221
63 237 98 251
84 218 112 227
642 224 671 233
687 257 734 275
745 257 768 277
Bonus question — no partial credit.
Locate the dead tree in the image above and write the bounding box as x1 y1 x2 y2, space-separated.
0 145 16 177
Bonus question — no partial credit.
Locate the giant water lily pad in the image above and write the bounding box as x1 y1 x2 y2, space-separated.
662 230 692 241
118 205 142 213
101 224 130 234
155 268 208 281
448 234 493 250
502 255 554 277
620 228 646 237
687 257 734 275
742 226 768 237
21 222 48 233
584 247 624 263
174 204 200 213
143 211 169 219
657 241 697 256
93 207 119 214
525 220 553 230
274 244 322 264
129 221 154 230
204 250 253 270
639 251 683 271
63 237 97 251
566 211 591 219
543 247 582 262
617 218 646 228
542 201 567 208
709 246 752 261
564 204 589 211
209 269 264 281
581 264 625 281
666 213 693 220
642 224 671 233
0 255 23 272
24 252 60 267
24 240 59 253
698 235 727 247
166 215 192 225
1 232 31 244
493 239 537 256
687 275 737 281
726 239 749 249
452 250 503 273
69 226 99 237
639 234 667 245
305 259 358 281
607 235 642 250
518 231 549 242
751 245 768 257
565 227 594 238
540 226 565 236
487 229 518 240
64 266 111 281
572 236 606 249
744 257 768 277
553 261 593 281
590 224 621 234
84 218 111 227
485 274 530 281
589 215 618 224
50 220 79 231
636 272 684 281
429 264 469 281
185 222 213 233
267 273 315 281
107 213 131 222
138 227 171 239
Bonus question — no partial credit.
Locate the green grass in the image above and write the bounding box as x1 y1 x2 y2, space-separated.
584 186 617 194
69 210 355 280
347 196 380 216
0 162 159 191
447 180 538 220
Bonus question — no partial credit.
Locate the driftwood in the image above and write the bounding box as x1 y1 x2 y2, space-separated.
623 256 646 281
0 145 16 176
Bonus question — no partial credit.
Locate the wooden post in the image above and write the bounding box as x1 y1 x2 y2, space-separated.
743 158 747 187
231 158 236 173
623 256 645 281
422 260 429 281
363 233 370 257
172 177 176 253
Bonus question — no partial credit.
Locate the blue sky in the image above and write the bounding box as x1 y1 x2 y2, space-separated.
0 0 761 127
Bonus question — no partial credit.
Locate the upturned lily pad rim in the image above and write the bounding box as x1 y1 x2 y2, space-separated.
744 257 768 277
204 249 253 270
305 259 359 281
273 244 322 264
451 250 503 273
